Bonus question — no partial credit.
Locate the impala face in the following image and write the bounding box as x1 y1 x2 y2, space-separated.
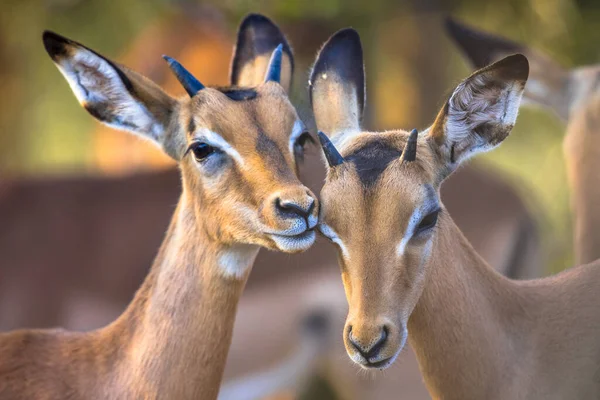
311 29 528 369
178 83 317 253
318 131 441 369
43 15 318 259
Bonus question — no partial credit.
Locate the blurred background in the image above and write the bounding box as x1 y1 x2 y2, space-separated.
3 0 600 270
1 0 599 398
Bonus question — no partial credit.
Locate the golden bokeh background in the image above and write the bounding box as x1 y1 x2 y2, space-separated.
2 0 599 273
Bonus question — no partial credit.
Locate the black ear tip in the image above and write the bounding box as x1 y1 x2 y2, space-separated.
444 17 478 46
237 12 291 60
330 28 361 46
42 30 70 59
320 27 363 61
444 16 462 34
509 53 530 79
240 13 273 28
508 53 529 65
313 27 363 77
496 53 529 81
238 13 285 43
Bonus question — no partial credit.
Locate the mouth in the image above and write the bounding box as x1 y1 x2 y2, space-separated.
269 229 316 252
362 357 394 369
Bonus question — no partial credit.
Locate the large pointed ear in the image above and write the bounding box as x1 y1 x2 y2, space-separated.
445 17 568 119
309 28 365 140
230 14 294 93
429 54 529 175
42 31 182 159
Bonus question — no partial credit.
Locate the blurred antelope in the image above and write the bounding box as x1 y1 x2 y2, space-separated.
445 17 600 265
0 15 320 399
312 28 600 399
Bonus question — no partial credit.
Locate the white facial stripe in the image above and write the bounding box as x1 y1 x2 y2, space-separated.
319 224 350 260
397 207 423 257
288 120 305 155
194 128 245 167
396 190 439 257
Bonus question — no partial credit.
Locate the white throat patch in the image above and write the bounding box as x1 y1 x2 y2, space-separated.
218 244 260 279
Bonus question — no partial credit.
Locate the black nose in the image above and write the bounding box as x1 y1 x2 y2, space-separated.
275 197 315 220
348 326 388 359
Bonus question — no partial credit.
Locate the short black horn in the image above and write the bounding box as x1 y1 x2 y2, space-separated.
318 131 345 167
401 128 418 162
264 44 283 83
163 55 204 97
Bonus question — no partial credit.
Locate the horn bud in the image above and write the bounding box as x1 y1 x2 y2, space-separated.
163 55 204 97
264 44 283 83
317 131 345 167
401 129 419 162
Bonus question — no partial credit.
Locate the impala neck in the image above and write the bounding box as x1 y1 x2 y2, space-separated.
563 90 600 265
408 212 530 399
106 194 259 399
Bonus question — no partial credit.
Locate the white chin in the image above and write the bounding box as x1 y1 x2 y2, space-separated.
270 230 316 253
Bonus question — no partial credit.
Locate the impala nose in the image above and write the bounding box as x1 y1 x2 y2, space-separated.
347 325 388 360
275 195 315 221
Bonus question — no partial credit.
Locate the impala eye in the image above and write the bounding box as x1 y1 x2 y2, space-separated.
416 210 439 235
294 132 314 161
188 142 216 162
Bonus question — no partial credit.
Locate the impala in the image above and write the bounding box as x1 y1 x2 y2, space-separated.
311 28 600 399
445 17 600 266
0 19 318 400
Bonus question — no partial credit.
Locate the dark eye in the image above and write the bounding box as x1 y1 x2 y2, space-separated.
188 142 215 162
294 132 314 161
416 210 439 235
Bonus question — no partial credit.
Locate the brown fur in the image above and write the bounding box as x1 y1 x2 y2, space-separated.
0 18 318 399
313 29 600 398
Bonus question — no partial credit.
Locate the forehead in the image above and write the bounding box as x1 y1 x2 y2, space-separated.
322 131 438 214
339 131 435 182
187 84 299 146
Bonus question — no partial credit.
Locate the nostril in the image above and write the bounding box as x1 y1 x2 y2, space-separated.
347 327 363 353
348 325 388 359
370 326 388 356
275 197 312 219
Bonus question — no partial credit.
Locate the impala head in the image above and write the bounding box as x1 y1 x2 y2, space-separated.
43 14 318 257
310 29 528 369
445 16 600 121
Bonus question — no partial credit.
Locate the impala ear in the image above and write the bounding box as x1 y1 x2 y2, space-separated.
445 17 568 119
309 28 365 141
429 54 529 175
42 31 184 159
230 14 294 92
